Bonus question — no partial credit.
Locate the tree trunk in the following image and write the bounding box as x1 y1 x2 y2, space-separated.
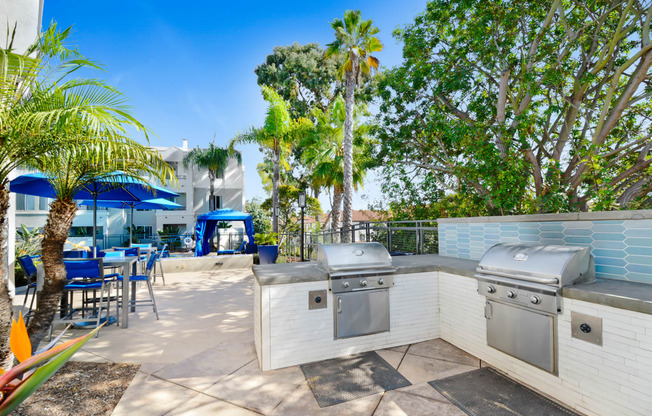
342 65 356 243
331 187 343 243
27 198 78 351
209 171 216 211
0 186 14 369
272 147 280 234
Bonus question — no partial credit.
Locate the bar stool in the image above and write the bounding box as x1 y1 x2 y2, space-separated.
116 251 159 321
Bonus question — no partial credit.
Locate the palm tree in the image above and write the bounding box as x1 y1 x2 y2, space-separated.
301 96 370 234
230 86 311 233
326 10 382 242
25 138 174 348
183 141 241 212
0 24 148 362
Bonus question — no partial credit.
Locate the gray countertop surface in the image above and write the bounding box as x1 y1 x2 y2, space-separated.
252 254 652 315
252 254 479 286
563 280 652 315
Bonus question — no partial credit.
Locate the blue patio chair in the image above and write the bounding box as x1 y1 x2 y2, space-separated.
113 247 140 257
62 258 120 337
154 244 167 285
89 247 105 257
17 255 39 324
116 251 159 321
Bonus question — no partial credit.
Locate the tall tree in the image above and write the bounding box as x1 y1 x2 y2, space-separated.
326 10 383 242
377 0 652 215
0 24 144 363
255 43 341 118
230 86 311 233
301 95 372 232
183 141 242 211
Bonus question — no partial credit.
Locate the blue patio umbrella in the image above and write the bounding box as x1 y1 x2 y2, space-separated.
10 172 179 255
78 198 182 244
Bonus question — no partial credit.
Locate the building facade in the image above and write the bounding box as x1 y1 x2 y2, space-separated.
14 139 245 249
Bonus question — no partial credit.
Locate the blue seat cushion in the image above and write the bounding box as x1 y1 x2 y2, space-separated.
117 275 148 281
65 282 104 290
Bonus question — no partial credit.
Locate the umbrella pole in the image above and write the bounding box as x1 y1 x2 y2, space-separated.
130 205 134 245
93 193 97 257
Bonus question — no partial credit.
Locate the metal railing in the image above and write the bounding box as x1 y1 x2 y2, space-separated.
95 231 246 252
278 220 439 261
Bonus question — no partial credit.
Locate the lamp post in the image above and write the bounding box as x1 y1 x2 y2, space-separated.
298 191 306 262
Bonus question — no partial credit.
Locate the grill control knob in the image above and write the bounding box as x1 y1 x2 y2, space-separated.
341 281 350 288
486 285 496 294
507 290 516 299
378 278 384 285
360 280 368 287
530 295 541 305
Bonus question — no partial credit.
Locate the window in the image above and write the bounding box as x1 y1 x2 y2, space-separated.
211 195 221 210
38 197 51 211
16 195 36 211
166 193 186 210
133 225 153 238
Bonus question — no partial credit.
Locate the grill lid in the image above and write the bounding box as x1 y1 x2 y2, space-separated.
316 242 394 277
476 243 592 287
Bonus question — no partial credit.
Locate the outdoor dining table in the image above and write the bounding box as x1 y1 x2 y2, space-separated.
36 255 139 329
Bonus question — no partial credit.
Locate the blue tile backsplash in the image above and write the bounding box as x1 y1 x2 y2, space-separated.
438 220 652 284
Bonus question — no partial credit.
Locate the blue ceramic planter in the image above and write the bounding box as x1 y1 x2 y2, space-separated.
258 245 278 264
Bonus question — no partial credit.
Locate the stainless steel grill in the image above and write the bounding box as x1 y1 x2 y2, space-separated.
316 243 395 339
475 243 595 374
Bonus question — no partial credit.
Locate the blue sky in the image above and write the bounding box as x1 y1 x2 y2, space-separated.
42 0 428 210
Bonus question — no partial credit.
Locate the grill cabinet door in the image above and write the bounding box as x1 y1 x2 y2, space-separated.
334 289 389 339
485 300 555 373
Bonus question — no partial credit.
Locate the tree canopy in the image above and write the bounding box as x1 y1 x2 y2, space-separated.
377 0 652 217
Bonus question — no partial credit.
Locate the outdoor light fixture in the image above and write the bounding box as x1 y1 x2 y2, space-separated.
274 206 280 217
298 191 307 262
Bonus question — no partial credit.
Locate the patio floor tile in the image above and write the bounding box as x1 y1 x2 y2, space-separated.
270 382 383 415
407 339 480 367
162 393 259 416
152 342 256 391
376 349 406 369
374 383 467 416
203 360 306 414
111 371 201 416
396 353 478 385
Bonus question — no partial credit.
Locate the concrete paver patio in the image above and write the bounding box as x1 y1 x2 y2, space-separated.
31 269 479 415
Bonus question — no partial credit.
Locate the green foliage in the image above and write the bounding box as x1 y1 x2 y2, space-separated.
157 226 182 250
376 0 652 216
15 225 42 258
245 198 272 235
216 221 232 229
261 184 322 236
255 43 341 118
255 232 278 246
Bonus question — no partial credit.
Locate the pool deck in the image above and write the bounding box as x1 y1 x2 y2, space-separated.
25 269 479 415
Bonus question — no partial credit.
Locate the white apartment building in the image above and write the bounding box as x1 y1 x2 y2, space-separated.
14 139 245 248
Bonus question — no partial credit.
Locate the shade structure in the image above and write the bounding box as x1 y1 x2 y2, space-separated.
78 198 182 244
194 209 255 257
10 172 179 255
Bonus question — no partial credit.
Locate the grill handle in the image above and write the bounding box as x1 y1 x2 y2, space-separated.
475 270 559 285
484 301 492 319
337 297 342 314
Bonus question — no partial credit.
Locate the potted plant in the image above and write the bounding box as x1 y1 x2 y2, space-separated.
255 232 278 264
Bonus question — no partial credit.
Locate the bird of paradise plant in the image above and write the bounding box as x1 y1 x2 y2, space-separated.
0 313 100 415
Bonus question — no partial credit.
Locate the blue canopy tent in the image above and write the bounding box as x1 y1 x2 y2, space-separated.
194 209 255 257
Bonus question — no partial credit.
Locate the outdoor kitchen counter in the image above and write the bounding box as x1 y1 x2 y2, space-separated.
251 254 478 286
564 279 652 315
